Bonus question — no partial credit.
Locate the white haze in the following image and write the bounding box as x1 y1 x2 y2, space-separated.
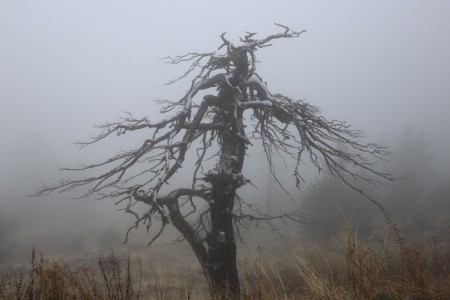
0 0 449 257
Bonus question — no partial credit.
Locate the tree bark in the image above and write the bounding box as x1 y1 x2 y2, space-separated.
205 88 246 298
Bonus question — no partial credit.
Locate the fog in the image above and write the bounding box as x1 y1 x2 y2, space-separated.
1 1 450 264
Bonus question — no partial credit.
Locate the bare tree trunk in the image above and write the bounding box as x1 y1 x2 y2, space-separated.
207 177 240 297
205 88 246 298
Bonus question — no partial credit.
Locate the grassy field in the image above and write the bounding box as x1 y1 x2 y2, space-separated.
1 225 449 299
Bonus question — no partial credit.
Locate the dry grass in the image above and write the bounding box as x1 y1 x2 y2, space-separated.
242 223 450 300
0 247 141 299
1 226 449 299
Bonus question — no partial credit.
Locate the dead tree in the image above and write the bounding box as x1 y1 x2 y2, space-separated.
35 24 394 298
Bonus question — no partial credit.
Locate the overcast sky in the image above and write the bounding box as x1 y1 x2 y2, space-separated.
1 1 449 245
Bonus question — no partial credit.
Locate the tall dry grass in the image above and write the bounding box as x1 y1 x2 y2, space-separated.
0 247 141 299
240 223 450 300
1 225 449 299
0 247 203 300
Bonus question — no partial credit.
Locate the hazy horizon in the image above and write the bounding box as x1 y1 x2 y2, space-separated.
1 1 449 262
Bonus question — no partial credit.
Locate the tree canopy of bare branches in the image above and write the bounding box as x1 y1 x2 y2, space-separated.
35 24 394 298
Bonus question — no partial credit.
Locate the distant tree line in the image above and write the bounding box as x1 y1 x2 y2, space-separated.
302 128 450 241
0 210 17 263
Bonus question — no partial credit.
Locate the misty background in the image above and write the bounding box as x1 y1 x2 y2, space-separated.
1 1 449 263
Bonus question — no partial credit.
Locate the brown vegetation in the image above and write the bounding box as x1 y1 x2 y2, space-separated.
1 224 449 299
